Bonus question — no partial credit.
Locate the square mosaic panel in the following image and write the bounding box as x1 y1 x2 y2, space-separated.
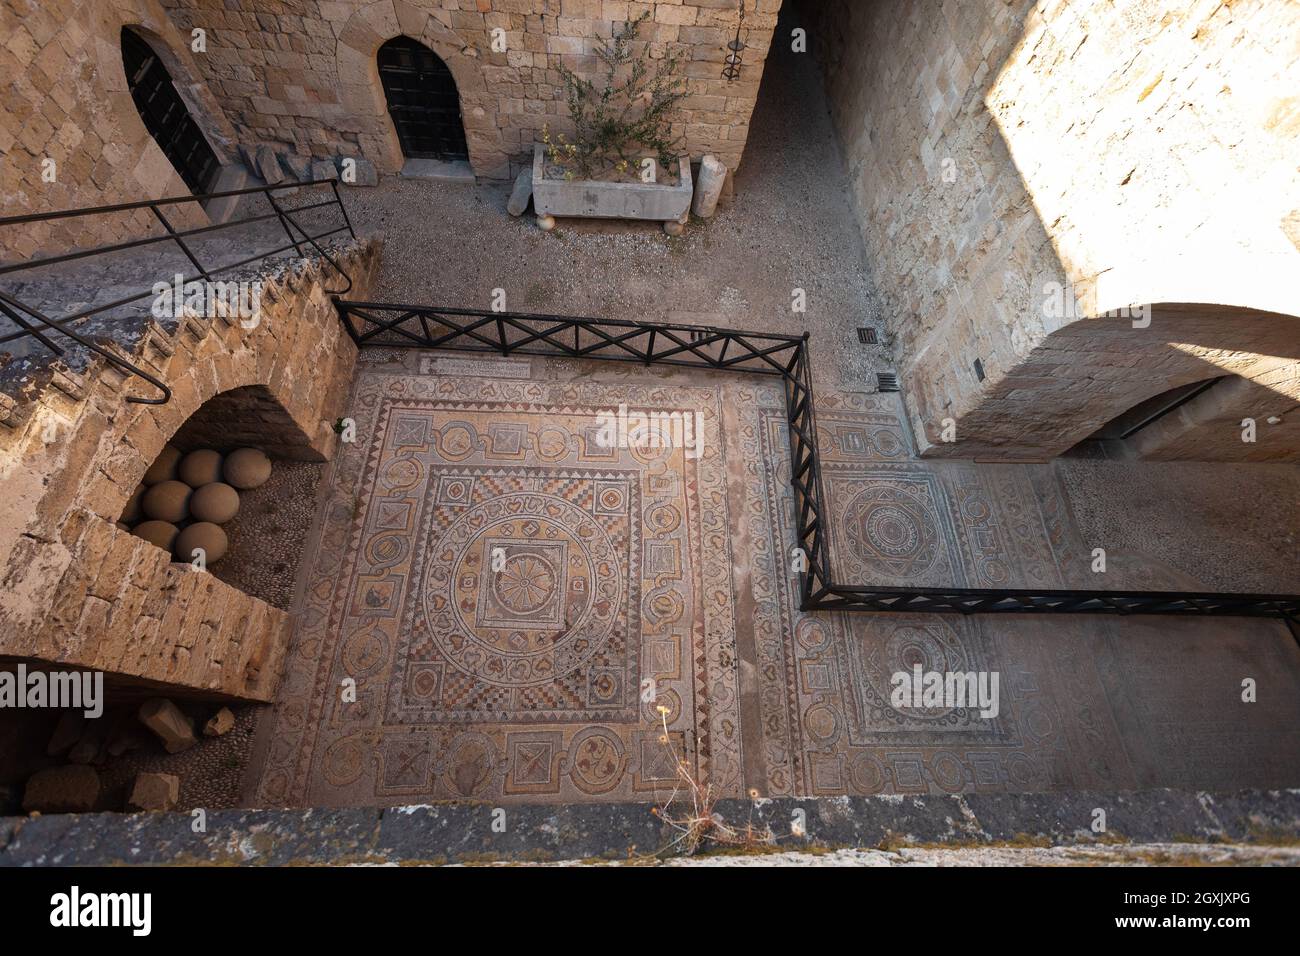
837 614 1013 747
823 468 966 588
255 365 741 806
739 396 1074 797
386 467 641 724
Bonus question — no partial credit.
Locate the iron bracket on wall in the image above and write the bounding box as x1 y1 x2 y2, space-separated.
334 300 1300 621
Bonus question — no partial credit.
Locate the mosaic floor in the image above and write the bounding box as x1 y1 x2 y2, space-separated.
250 351 1300 807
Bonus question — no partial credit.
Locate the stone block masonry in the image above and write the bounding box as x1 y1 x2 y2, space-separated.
0 0 241 257
803 0 1300 461
0 237 382 702
156 0 782 182
3 1 782 259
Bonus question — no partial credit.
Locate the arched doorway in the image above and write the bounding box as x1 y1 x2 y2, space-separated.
377 37 469 161
121 27 219 194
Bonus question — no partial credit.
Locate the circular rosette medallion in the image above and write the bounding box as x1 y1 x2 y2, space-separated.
423 493 621 688
881 621 969 721
845 482 941 578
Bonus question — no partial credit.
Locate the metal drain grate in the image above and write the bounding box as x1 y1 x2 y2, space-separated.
876 372 900 392
857 327 878 345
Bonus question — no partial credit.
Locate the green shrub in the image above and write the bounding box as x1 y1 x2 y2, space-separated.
547 12 687 181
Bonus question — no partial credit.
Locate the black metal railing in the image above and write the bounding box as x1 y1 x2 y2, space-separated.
0 180 356 404
335 301 1300 622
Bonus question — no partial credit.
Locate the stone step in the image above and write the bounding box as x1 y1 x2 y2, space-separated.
0 230 361 449
0 196 349 424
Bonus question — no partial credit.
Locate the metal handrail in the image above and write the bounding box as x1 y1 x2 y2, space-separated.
0 290 173 405
0 180 357 403
0 178 349 224
334 300 1300 621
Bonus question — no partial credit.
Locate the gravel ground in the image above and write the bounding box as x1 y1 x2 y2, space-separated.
0 701 257 814
335 18 889 393
96 702 258 812
209 460 323 610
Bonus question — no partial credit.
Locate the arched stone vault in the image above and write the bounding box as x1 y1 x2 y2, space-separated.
920 302 1300 462
801 0 1300 466
0 239 382 701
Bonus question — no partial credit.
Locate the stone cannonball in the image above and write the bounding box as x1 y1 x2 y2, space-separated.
142 444 182 486
178 449 224 488
175 522 228 564
132 520 180 553
121 484 147 524
142 480 192 523
223 447 272 490
190 482 241 524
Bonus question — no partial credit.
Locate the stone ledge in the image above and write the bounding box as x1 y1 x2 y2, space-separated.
1 788 1296 866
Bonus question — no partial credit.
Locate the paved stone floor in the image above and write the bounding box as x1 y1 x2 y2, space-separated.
246 14 1300 809
247 351 1300 807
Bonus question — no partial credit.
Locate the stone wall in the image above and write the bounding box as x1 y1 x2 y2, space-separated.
156 0 781 181
0 0 239 258
803 0 1300 461
0 237 381 702
3 1 780 260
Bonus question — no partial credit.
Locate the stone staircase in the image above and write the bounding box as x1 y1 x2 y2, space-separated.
0 219 382 702
0 191 347 442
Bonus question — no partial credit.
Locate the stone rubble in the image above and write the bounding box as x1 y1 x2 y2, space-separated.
45 712 85 757
506 169 533 217
127 772 181 812
251 145 285 186
203 708 235 738
138 699 197 755
691 154 727 218
340 157 379 188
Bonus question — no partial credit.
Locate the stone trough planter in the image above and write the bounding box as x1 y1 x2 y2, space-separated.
531 143 693 234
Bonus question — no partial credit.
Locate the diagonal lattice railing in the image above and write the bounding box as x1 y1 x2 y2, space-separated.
335 300 1300 623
